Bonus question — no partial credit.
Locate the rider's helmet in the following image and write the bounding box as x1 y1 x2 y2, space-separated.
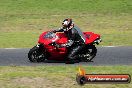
62 18 74 29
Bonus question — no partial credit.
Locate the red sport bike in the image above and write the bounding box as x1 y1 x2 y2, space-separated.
28 27 102 63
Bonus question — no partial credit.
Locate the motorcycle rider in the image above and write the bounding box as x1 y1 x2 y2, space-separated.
53 18 86 63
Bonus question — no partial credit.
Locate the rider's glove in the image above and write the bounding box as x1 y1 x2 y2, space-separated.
52 30 56 33
49 42 61 48
55 44 61 48
60 40 73 48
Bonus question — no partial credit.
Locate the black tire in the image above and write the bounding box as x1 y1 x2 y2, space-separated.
81 45 97 62
28 45 46 62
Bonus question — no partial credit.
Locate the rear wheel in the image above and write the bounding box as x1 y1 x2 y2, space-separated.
80 45 97 62
28 45 46 62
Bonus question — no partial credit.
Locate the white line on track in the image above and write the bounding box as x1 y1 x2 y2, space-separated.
103 46 116 47
4 48 22 49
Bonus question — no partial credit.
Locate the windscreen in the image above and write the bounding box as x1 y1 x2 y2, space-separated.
44 32 57 39
43 32 59 42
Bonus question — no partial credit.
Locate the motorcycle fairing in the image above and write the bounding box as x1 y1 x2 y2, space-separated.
38 31 100 60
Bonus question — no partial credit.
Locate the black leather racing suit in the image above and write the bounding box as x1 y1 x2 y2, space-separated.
54 26 86 61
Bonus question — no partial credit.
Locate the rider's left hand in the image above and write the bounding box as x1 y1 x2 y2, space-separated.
55 44 61 48
52 30 56 33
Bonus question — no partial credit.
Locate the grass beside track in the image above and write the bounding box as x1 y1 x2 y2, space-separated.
0 66 132 88
0 0 132 47
0 1 131 88
0 29 132 48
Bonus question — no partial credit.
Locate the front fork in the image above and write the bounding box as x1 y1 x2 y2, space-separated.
36 44 50 58
36 44 44 48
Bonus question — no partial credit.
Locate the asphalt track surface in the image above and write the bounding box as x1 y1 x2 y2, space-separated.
0 46 132 66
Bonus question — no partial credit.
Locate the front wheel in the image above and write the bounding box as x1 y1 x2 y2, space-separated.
28 45 46 62
81 45 97 62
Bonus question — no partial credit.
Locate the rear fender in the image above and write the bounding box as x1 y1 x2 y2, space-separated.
84 32 101 45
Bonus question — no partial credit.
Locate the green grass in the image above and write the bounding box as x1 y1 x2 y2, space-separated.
0 29 132 48
0 14 131 47
0 1 131 88
0 0 132 47
0 66 132 88
0 31 39 48
0 0 131 14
